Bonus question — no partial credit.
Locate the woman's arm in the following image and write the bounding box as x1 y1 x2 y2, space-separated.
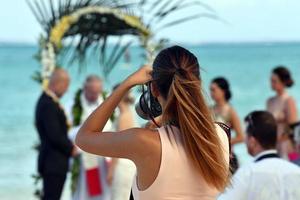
75 66 152 160
287 97 298 124
230 108 245 145
106 103 137 184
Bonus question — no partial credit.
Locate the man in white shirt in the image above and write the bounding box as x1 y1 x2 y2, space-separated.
219 111 300 200
67 75 113 200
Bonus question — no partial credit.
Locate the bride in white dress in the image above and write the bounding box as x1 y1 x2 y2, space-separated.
107 90 136 200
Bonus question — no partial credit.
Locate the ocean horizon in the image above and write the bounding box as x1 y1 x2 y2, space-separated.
0 41 300 200
2 40 300 47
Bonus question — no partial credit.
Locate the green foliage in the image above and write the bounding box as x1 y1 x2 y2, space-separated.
27 0 150 76
72 89 83 126
31 71 43 84
28 0 220 76
70 155 81 194
32 173 42 200
31 144 42 199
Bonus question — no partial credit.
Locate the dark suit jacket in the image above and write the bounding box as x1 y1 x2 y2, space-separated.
35 92 73 175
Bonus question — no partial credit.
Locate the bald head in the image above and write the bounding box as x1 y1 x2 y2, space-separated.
50 68 69 84
84 75 103 103
48 68 70 98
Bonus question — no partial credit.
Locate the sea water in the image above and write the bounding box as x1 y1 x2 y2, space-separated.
0 42 299 199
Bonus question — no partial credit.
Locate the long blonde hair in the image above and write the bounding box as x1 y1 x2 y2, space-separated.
152 46 230 191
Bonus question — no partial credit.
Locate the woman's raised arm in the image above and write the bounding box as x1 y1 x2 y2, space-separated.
75 66 152 159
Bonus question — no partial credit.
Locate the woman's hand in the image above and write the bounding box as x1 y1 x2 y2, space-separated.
125 65 153 87
106 168 114 186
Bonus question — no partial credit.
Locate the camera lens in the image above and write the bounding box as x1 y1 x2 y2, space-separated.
135 92 150 120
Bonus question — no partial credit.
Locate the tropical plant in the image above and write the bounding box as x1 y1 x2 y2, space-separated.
28 0 221 77
28 0 149 80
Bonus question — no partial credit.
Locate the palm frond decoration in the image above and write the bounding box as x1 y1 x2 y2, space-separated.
28 0 220 83
27 0 151 86
135 0 223 61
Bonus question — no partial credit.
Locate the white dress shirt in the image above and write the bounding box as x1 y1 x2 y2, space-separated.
67 93 113 141
218 150 300 200
66 93 113 200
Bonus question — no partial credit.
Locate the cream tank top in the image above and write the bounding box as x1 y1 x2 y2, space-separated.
132 125 230 200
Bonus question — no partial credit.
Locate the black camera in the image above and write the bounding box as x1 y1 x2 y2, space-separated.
135 82 162 120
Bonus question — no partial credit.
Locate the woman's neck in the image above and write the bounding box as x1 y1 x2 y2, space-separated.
276 89 286 97
216 99 227 107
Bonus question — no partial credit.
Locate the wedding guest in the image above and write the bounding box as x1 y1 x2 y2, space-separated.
107 84 136 200
210 77 244 172
218 111 300 200
67 75 113 200
267 66 298 159
76 46 230 200
35 68 76 200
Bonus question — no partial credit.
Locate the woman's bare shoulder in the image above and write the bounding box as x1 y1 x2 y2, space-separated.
215 124 230 162
123 128 161 164
129 127 159 141
124 128 160 151
286 96 296 103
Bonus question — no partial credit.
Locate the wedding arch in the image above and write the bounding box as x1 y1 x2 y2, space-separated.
28 0 152 88
28 0 219 198
28 0 220 86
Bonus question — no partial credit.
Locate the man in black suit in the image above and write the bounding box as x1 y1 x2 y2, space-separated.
35 68 75 200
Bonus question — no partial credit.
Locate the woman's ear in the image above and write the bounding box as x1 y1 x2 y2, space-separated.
150 82 160 98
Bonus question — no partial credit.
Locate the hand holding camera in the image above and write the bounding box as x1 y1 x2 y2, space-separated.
124 65 153 87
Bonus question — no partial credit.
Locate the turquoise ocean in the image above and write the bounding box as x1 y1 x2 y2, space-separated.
0 42 300 199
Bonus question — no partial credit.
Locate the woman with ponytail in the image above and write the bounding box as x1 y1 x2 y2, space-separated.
76 46 230 200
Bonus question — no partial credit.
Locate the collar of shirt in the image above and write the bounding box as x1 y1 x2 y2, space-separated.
253 149 278 161
80 92 103 107
44 89 59 103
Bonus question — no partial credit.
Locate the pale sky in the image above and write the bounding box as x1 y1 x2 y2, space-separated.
1 0 300 44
